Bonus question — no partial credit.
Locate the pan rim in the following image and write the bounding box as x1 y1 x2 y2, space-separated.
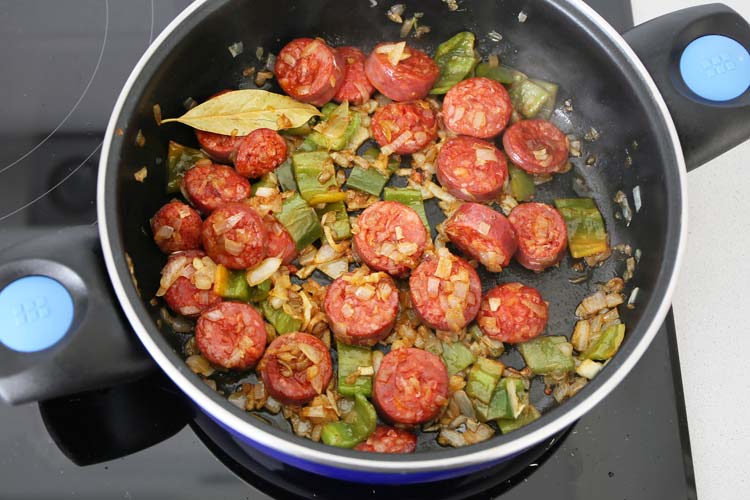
97 0 688 473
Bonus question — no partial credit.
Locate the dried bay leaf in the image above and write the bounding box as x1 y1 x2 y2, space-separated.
161 89 321 135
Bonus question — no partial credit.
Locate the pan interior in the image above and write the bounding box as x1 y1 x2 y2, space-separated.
105 0 682 461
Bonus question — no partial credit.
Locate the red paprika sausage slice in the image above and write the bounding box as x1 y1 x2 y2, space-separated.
477 283 548 344
354 425 417 454
445 203 517 273
324 269 399 346
233 128 288 179
443 77 512 138
508 202 567 271
265 217 297 265
182 162 251 214
161 250 222 318
502 120 570 174
274 38 345 106
333 46 375 105
365 42 439 102
436 136 508 202
194 90 244 163
353 201 427 277
151 200 203 254
373 347 449 425
201 203 267 270
196 302 267 370
259 332 333 406
409 248 482 332
371 100 438 155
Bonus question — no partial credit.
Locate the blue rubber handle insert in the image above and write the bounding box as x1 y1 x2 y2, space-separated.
680 35 750 101
0 276 74 352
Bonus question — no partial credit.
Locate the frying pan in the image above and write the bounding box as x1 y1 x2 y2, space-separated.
1 0 749 485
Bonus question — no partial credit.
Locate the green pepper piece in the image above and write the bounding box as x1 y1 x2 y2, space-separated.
321 102 339 119
346 166 390 196
276 193 323 251
468 324 505 357
298 136 320 152
316 201 351 240
509 164 535 202
509 78 553 119
252 172 277 195
554 198 609 258
518 336 575 376
383 187 430 232
475 378 527 422
292 151 346 205
475 63 527 85
260 300 302 335
213 265 267 302
281 117 318 137
497 404 541 434
309 102 360 151
336 341 373 397
466 357 504 404
275 158 297 192
320 394 377 448
247 279 271 303
532 79 559 120
441 341 477 376
583 323 625 361
166 141 208 194
431 32 479 94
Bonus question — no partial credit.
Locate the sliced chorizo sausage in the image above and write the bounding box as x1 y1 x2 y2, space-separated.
333 46 375 105
259 332 333 406
365 42 439 102
195 131 244 164
408 248 482 332
324 269 399 346
233 128 288 179
265 217 297 265
436 136 508 202
442 77 512 139
150 200 203 254
370 100 438 155
445 203 518 272
477 283 548 344
373 347 449 425
195 302 267 370
161 250 222 318
502 119 570 174
353 201 427 277
201 203 267 270
274 38 345 106
182 162 252 214
354 425 417 453
508 202 567 271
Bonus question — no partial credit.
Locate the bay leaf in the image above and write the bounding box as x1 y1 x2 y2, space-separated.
161 89 321 136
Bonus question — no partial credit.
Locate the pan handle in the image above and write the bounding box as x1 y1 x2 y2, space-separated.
622 3 750 171
0 226 155 404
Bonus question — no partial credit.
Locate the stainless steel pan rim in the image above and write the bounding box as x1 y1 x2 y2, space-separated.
97 0 688 473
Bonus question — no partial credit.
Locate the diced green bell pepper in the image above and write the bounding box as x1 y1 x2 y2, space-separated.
321 102 339 119
316 201 351 240
346 165 390 196
466 357 505 404
320 394 377 448
431 32 479 94
554 198 609 258
275 158 297 192
475 63 527 85
509 164 535 202
475 378 526 422
509 78 557 119
260 300 302 335
583 323 625 361
441 341 477 376
166 141 208 193
336 341 373 397
276 193 323 251
497 404 541 434
292 151 346 206
518 336 575 376
281 117 318 137
308 102 361 151
383 187 430 232
468 324 505 358
532 79 559 120
213 265 269 302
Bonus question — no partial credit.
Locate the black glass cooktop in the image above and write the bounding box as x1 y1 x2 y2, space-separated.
0 1 696 499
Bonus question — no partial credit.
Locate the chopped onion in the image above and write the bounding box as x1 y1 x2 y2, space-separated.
633 185 642 213
627 287 640 308
453 391 476 419
477 221 491 235
186 355 214 377
488 297 502 312
157 255 189 296
246 257 282 286
154 225 174 241
133 166 148 182
317 258 348 279
223 238 244 256
255 186 276 198
227 41 244 58
299 342 323 364
386 3 405 23
354 285 376 300
427 277 441 297
434 256 453 279
487 30 503 42
518 10 528 22
614 190 632 226
380 130 412 155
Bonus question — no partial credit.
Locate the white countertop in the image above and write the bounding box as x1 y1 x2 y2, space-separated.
630 1 750 498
